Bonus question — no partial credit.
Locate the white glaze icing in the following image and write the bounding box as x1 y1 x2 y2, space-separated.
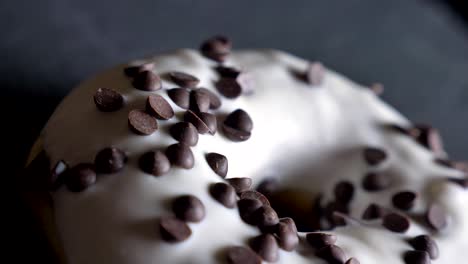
41 49 467 264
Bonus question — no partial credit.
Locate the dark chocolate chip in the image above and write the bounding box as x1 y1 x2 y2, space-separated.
325 201 349 226
94 147 127 174
200 35 231 62
124 63 154 77
205 152 228 178
410 124 444 156
370 83 384 95
169 122 199 146
240 190 270 206
253 205 279 229
382 213 410 233
222 125 252 142
196 88 221 109
132 70 162 91
184 110 217 135
159 216 192 242
362 172 391 191
128 109 158 135
306 62 325 86
238 198 264 225
227 177 252 193
172 195 205 222
256 178 279 197
215 78 242 99
93 88 124 112
226 246 261 264
224 109 253 132
167 88 190 109
209 182 237 208
65 163 97 192
346 258 360 264
426 204 448 231
408 235 439 260
306 233 338 249
362 203 384 220
168 71 200 89
146 94 174 120
139 151 171 176
316 245 347 264
334 181 355 204
363 147 387 166
49 160 68 190
403 250 431 264
392 191 417 211
249 234 279 262
189 89 210 112
165 143 194 169
276 218 299 251
215 65 241 78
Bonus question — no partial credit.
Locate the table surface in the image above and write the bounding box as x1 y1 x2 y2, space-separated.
2 0 467 262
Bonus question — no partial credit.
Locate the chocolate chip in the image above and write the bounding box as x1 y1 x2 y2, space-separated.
172 195 205 222
334 181 355 204
226 246 261 264
49 160 68 190
124 63 154 77
240 190 270 206
426 204 448 231
132 70 162 91
362 203 384 220
94 147 127 174
238 198 263 225
139 151 171 176
346 258 360 264
128 109 158 135
249 234 279 262
370 83 384 95
146 94 174 120
306 233 338 249
227 177 252 193
165 143 194 169
159 216 192 242
362 172 391 191
363 147 387 166
205 152 228 178
306 62 325 86
209 182 236 208
408 235 439 260
403 250 431 264
189 89 210 112
316 245 346 264
410 124 444 156
200 35 231 62
196 88 221 109
276 218 299 251
222 109 253 142
93 88 124 112
184 110 217 135
65 163 97 192
392 191 417 211
215 78 242 99
253 205 279 229
167 88 190 109
168 71 200 89
382 213 410 233
324 201 349 226
215 65 241 78
256 178 279 197
169 122 199 146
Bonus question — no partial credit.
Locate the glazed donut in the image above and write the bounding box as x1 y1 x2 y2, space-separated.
24 36 468 264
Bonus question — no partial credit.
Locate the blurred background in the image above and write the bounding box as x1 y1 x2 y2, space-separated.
1 0 467 262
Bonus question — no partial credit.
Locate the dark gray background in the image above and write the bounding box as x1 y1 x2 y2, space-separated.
2 0 467 262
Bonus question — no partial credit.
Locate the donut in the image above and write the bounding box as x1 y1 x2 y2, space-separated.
23 36 468 264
